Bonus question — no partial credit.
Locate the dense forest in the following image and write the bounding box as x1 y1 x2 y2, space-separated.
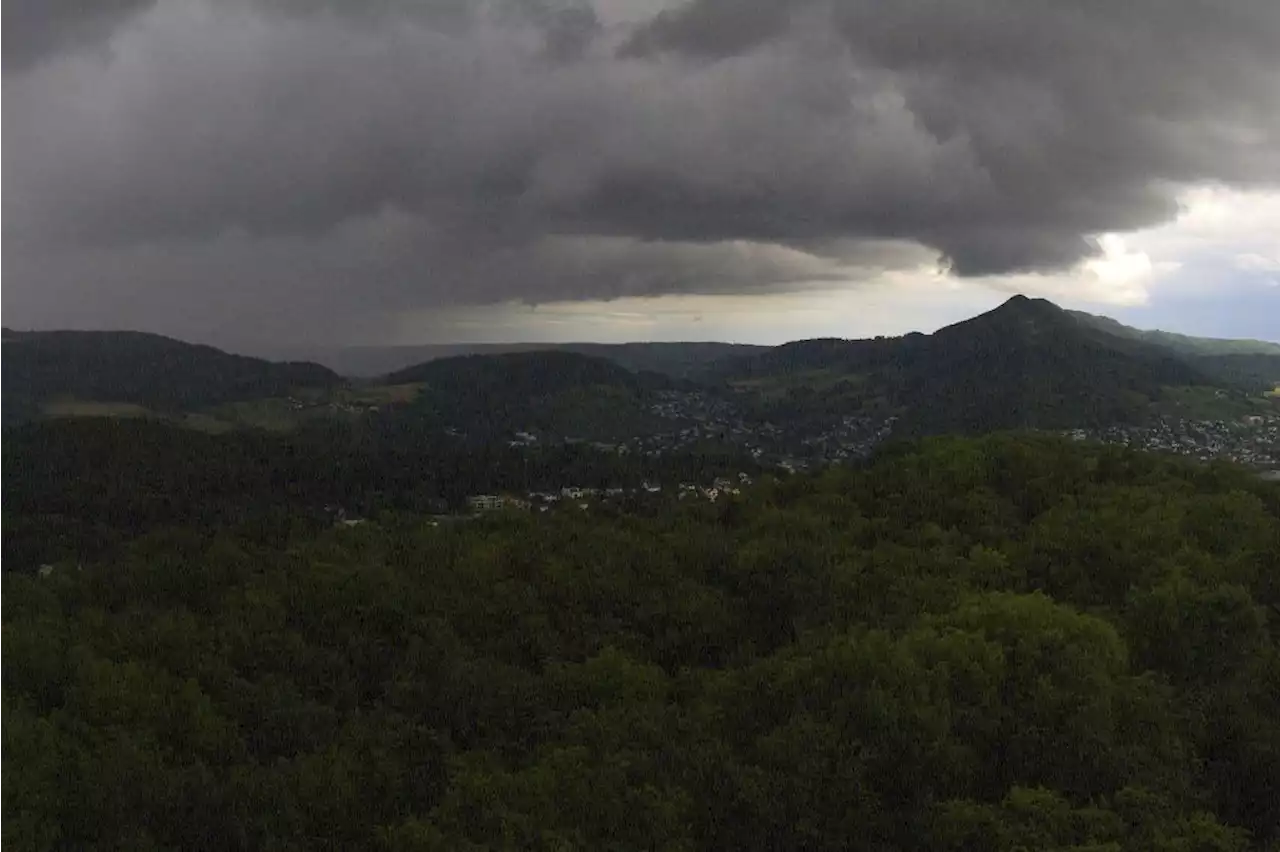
5 433 1280 850
721 296 1229 434
1 418 762 573
0 417 757 570
384 350 684 439
1 329 339 424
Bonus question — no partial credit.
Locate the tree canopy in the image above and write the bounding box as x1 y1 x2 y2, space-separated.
4 433 1280 850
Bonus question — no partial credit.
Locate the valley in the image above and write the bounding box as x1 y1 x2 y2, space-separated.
8 297 1279 473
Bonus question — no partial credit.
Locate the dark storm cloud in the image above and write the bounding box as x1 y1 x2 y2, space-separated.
622 0 1280 272
2 0 157 71
4 0 1279 343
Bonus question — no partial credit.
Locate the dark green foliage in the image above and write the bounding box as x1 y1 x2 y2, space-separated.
554 341 768 380
721 296 1231 434
385 349 650 392
4 434 1280 850
2 329 339 421
1191 353 1280 393
895 296 1211 433
1070 310 1280 357
384 350 678 439
310 340 767 379
1 418 762 571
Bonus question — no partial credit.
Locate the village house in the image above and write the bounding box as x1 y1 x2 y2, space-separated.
467 494 506 512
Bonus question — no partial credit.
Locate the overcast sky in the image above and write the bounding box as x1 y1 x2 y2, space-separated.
4 0 1279 352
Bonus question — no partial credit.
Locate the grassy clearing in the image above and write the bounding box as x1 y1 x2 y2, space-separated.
210 399 304 432
180 413 239 434
43 400 153 418
343 382 425 404
37 384 421 434
729 369 866 402
1155 385 1279 421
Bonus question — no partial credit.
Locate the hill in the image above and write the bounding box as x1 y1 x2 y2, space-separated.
1190 353 1280 393
2 329 340 424
1069 310 1280 356
298 340 767 379
719 296 1226 433
1067 311 1280 395
897 296 1214 432
1 416 761 571
384 350 677 440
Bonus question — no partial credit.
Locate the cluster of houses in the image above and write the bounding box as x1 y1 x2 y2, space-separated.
285 396 379 415
1063 413 1280 471
466 473 754 514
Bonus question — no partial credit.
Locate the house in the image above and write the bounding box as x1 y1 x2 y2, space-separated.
468 495 506 512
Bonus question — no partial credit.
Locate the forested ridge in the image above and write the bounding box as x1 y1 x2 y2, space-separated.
1 418 761 573
5 434 1280 850
2 329 339 424
719 296 1232 434
383 350 681 439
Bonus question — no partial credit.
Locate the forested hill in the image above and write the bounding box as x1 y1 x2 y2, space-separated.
1069 310 1280 356
302 341 767 379
1065 311 1280 393
383 350 680 439
1193 352 1280 393
896 295 1213 433
718 296 1228 433
5 433 1279 849
384 348 659 393
1 416 761 571
1 328 340 421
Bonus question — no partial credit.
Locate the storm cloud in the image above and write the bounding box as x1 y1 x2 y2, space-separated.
4 0 1279 343
2 0 156 70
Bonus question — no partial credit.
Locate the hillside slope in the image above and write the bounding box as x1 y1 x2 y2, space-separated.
719 296 1223 434
897 296 1213 433
1069 310 1280 356
301 341 767 378
385 350 675 439
1190 353 1280 393
2 329 340 423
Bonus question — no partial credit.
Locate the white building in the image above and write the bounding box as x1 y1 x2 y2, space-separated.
467 495 506 511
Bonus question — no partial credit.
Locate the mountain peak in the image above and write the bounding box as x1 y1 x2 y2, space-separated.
994 294 1063 316
935 295 1069 340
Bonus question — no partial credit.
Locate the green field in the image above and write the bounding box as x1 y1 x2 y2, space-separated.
35 384 423 433
341 382 424 404
730 368 854 392
207 399 304 431
218 383 426 428
1155 385 1280 420
43 400 152 418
